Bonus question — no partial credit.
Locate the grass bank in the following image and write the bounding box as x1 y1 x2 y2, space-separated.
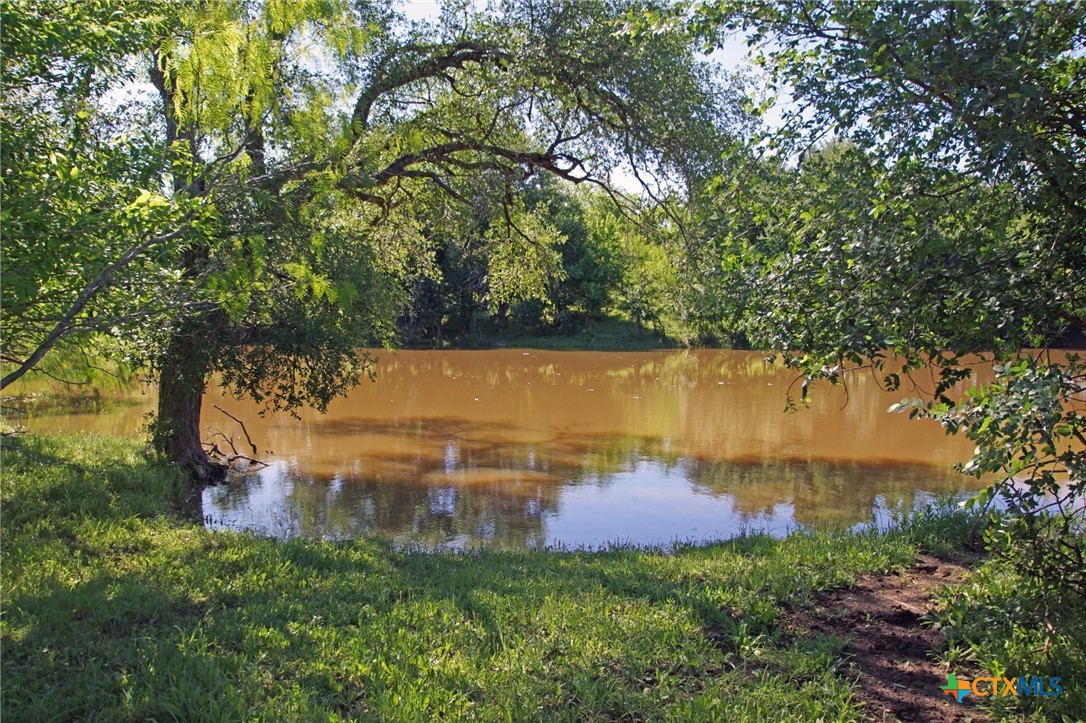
2 435 1082 721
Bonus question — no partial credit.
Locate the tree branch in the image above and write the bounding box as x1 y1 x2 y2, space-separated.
351 42 511 135
213 404 259 455
0 225 190 390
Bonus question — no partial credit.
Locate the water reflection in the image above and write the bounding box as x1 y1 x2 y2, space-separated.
203 441 967 549
201 399 975 549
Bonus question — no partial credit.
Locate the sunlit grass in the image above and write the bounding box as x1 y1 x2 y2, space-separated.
3 434 1075 721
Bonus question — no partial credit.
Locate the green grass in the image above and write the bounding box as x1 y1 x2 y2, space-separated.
2 435 1079 721
928 554 1086 721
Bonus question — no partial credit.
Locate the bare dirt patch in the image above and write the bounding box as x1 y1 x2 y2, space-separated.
784 554 989 722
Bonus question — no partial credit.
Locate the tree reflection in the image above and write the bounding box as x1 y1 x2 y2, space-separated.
205 462 561 548
203 413 976 547
682 457 968 528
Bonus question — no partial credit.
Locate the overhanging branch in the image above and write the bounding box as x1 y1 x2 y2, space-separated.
351 42 512 135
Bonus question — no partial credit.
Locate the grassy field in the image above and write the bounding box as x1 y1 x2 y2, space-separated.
2 435 1083 721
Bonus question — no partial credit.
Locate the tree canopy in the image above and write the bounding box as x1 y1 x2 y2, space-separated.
1 0 745 478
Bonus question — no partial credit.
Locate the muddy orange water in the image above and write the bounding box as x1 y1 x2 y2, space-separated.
19 349 987 549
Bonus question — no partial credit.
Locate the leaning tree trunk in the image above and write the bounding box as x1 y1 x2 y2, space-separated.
154 331 226 483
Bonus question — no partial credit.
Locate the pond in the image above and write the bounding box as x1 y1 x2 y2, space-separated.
18 349 985 549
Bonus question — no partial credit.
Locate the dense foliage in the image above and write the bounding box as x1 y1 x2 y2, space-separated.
0 1 214 387
688 0 1085 592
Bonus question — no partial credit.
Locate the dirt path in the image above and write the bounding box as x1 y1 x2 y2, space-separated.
784 554 989 722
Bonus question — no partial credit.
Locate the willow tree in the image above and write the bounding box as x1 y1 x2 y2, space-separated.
2 0 743 480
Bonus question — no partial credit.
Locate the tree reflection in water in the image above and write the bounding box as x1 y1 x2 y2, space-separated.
203 417 971 548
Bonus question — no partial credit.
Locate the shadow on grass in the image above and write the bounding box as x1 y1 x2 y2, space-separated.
4 521 901 719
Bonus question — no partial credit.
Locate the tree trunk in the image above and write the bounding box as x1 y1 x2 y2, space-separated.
154 333 226 484
149 39 225 483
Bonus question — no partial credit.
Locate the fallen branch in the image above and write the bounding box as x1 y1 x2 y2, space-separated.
213 404 258 455
204 429 240 457
202 441 226 458
226 454 269 470
202 423 269 472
